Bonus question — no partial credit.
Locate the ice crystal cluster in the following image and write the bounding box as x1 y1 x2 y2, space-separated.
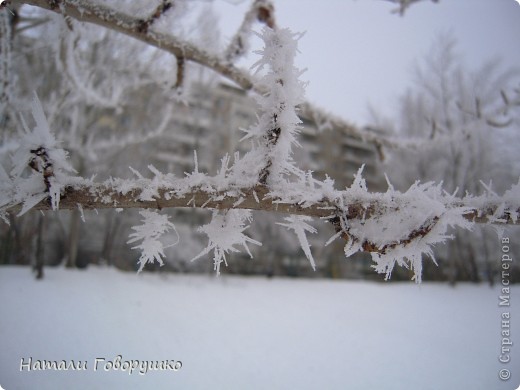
127 210 178 273
0 94 77 221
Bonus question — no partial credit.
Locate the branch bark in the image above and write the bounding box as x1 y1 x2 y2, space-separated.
5 182 519 226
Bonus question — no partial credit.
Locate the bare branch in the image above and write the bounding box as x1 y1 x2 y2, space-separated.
384 0 439 16
174 55 184 90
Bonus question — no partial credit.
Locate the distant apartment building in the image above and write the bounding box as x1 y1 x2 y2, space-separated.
153 82 385 192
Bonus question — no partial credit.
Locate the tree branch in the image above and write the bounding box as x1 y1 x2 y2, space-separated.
5 180 519 225
384 0 439 16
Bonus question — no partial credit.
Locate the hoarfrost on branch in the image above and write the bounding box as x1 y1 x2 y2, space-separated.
0 0 519 281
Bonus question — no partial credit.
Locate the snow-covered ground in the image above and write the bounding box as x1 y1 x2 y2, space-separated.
0 265 518 390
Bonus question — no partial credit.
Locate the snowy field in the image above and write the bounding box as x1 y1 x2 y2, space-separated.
0 265 518 390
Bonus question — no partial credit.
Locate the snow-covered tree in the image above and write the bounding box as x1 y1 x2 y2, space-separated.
371 34 520 282
0 0 519 282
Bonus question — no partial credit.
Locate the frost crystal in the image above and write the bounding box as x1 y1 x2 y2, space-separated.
191 210 261 275
327 172 476 283
127 210 179 273
237 27 306 185
277 215 317 270
5 93 76 215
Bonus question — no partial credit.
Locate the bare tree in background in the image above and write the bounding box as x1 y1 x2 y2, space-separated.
381 34 520 282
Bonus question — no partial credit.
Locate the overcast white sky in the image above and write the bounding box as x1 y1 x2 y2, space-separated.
214 0 520 125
